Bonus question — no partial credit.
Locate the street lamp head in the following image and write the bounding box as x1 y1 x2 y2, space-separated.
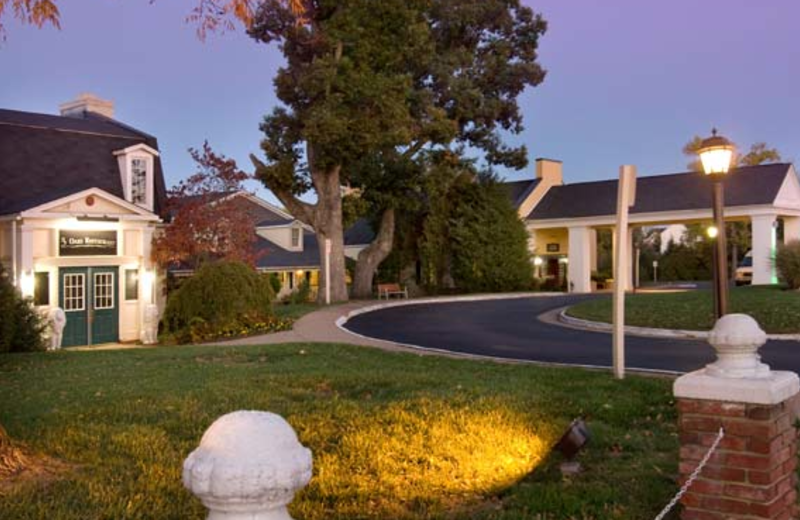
698 128 735 176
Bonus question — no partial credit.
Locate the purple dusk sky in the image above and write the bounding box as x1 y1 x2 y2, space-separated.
2 0 799 204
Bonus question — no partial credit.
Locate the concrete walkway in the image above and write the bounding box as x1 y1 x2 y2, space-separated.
212 301 410 350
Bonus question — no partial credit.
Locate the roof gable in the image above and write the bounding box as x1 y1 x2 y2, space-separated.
22 187 159 220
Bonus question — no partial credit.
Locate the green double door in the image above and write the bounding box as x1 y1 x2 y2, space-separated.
60 267 119 347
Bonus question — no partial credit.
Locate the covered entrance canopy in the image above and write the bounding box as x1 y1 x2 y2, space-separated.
523 163 800 292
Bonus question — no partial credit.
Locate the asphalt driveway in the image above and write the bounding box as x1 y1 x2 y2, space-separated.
343 295 800 374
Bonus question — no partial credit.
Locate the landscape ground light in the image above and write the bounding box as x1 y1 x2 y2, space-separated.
554 418 591 459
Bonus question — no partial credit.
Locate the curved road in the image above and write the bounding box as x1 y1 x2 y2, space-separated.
344 295 800 374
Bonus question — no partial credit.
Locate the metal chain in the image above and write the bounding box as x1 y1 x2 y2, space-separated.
653 426 725 520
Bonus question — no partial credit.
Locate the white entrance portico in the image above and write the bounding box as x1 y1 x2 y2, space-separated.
512 162 800 293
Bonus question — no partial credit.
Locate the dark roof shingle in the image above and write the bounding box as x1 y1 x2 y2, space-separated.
0 109 167 216
500 179 540 208
528 163 792 220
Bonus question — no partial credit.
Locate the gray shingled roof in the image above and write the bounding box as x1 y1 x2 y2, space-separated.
344 218 375 246
0 108 167 216
256 231 321 269
527 163 792 221
500 178 540 208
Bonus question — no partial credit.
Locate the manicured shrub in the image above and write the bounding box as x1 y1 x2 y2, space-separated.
0 263 46 353
776 240 800 289
290 279 312 304
161 261 274 341
267 273 283 295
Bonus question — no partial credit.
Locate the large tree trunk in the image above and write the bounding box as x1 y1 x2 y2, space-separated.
352 208 396 299
311 166 349 304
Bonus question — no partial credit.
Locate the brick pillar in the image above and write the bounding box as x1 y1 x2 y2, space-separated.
677 396 798 519
674 314 800 520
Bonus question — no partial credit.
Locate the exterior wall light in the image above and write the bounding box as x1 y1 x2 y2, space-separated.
20 270 35 298
533 257 544 266
707 226 719 239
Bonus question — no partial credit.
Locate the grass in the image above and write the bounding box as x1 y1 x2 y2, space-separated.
274 302 319 321
0 343 680 519
566 286 800 333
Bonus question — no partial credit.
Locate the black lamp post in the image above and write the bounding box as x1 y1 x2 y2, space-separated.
697 129 735 320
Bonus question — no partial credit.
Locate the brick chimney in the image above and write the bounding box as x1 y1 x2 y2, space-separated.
59 93 115 119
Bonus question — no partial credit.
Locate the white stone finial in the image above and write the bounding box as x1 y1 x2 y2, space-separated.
705 313 769 379
183 411 313 520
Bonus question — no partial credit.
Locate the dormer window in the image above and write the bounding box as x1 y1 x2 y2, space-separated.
291 227 301 248
131 157 149 206
114 143 159 212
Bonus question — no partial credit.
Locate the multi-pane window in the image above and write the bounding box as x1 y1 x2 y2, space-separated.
63 274 85 311
291 227 301 248
131 158 148 205
94 273 114 310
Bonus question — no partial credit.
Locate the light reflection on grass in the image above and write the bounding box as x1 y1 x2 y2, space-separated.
295 398 556 519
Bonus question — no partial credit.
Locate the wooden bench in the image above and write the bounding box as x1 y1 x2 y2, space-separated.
377 283 408 300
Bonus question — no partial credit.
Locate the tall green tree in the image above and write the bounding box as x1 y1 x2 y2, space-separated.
249 0 547 301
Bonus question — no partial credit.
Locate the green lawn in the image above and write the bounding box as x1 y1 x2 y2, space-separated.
0 343 680 519
274 302 319 321
566 286 800 333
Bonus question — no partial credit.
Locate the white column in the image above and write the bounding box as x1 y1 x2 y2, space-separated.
751 215 778 285
589 228 598 273
18 224 35 297
784 216 800 244
568 226 592 293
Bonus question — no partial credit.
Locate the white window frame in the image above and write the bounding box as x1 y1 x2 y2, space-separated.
127 155 153 210
63 273 86 312
93 272 115 310
291 227 301 249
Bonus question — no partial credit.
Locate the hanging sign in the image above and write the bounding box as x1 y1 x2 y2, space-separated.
59 230 118 256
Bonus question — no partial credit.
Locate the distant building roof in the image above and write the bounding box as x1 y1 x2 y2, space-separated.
256 231 321 270
500 179 541 208
344 218 375 246
528 163 792 221
0 108 167 216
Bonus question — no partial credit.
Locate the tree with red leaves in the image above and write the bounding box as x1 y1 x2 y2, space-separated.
152 142 259 270
0 0 307 39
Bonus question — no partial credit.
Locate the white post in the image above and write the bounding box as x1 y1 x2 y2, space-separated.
750 215 777 285
613 165 636 380
653 260 658 284
324 238 331 305
183 411 313 520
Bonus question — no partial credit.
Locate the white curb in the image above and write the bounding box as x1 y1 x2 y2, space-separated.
557 309 800 342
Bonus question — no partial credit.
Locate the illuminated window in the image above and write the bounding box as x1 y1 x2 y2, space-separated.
131 157 148 206
125 270 139 301
34 272 50 306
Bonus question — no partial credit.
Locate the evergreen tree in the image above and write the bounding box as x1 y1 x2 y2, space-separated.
0 263 46 353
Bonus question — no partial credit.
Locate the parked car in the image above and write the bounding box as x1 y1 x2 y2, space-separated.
735 251 752 285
